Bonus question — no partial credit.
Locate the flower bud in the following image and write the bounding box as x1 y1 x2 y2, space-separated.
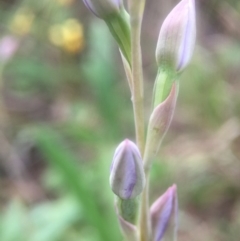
156 0 196 72
150 185 178 241
110 139 145 200
82 0 122 19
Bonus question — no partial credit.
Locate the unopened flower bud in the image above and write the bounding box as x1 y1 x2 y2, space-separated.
82 0 122 19
156 0 196 72
110 139 145 200
150 185 178 241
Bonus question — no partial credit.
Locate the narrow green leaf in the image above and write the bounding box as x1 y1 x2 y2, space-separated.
34 126 115 241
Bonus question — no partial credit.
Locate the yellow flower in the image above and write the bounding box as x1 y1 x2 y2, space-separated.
10 8 35 36
48 24 64 47
48 19 84 54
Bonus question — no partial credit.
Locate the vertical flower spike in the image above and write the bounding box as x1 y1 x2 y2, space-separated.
156 0 196 72
82 0 131 65
150 185 178 241
110 139 145 200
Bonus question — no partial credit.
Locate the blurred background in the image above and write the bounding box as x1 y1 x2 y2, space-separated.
0 0 239 240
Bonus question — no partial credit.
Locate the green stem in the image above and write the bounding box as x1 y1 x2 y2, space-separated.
128 1 148 240
138 167 151 241
106 9 132 66
153 68 177 108
129 0 145 155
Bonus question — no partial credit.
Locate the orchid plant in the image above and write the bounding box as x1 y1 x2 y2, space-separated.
82 0 196 241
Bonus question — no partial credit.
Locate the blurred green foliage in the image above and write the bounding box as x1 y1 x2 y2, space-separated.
0 0 240 241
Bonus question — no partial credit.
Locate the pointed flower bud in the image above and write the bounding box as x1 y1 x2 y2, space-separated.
82 0 122 19
150 185 178 241
110 139 145 200
156 0 196 72
145 83 178 164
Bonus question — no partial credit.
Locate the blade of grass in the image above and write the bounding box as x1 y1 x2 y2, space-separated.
34 126 117 241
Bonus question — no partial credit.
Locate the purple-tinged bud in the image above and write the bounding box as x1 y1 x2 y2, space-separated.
150 185 178 241
156 0 196 72
145 83 178 163
82 0 122 19
110 139 145 200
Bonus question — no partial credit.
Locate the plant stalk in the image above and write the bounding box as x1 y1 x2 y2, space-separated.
138 167 151 241
128 1 149 240
129 0 145 155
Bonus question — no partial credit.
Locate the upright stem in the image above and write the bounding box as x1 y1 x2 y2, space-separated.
129 0 145 155
139 167 151 241
128 1 150 241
